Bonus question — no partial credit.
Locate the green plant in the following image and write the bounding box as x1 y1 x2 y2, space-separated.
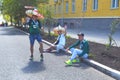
88 53 95 59
106 18 120 50
50 32 58 37
66 35 71 39
53 33 58 37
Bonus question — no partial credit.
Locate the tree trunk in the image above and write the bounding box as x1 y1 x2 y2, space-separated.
10 16 13 26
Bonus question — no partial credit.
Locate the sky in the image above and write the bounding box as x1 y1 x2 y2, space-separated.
0 14 5 24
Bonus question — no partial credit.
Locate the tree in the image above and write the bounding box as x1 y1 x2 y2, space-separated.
39 4 56 36
106 18 120 49
2 0 49 26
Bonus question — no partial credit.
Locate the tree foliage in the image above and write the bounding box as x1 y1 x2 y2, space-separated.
2 0 49 23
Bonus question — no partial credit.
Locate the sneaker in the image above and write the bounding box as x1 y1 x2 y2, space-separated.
29 55 33 60
65 60 72 65
72 59 80 63
40 54 44 61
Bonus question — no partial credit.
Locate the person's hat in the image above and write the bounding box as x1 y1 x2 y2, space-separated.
77 32 84 36
25 9 39 17
25 10 33 17
53 25 65 34
25 9 44 19
57 25 64 31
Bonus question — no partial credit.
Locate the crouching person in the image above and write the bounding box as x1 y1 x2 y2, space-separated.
65 32 89 65
45 25 66 53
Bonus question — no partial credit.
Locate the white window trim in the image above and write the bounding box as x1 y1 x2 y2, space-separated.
111 0 119 9
82 0 87 12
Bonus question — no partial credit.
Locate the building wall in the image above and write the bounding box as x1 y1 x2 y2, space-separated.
48 0 120 30
49 0 120 18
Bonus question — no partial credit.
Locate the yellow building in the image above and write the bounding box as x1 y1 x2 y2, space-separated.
49 0 120 18
48 0 120 29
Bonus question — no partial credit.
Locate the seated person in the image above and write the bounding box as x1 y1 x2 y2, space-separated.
65 32 89 65
45 26 66 53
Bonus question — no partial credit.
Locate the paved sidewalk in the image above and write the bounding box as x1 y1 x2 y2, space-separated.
44 27 120 47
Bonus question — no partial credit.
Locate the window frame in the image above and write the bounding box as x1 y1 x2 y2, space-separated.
72 0 76 13
111 0 119 9
92 0 98 11
82 0 87 12
66 1 69 13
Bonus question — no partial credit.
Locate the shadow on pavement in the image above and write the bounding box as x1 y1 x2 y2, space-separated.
22 60 46 73
46 50 90 69
65 62 90 69
46 50 71 56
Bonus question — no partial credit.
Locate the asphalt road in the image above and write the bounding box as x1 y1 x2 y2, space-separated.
0 27 115 80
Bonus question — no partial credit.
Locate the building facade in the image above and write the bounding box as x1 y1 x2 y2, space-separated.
48 0 120 29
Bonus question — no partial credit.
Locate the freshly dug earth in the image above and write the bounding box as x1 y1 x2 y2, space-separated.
42 33 120 71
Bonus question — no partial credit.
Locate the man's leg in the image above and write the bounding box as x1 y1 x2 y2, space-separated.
45 45 56 52
65 48 82 65
29 35 35 60
36 34 44 60
39 42 44 60
30 45 34 57
70 49 82 60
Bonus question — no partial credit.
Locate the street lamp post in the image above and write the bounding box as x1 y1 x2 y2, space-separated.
62 0 64 26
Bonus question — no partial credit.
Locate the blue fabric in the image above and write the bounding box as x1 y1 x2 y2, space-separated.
70 48 88 60
29 34 42 45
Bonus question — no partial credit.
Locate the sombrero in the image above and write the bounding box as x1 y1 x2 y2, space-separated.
25 9 44 19
53 25 65 34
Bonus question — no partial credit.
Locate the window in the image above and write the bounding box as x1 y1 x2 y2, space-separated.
66 1 69 13
70 23 74 28
93 0 98 10
111 0 119 8
54 0 58 3
72 0 75 13
82 0 87 12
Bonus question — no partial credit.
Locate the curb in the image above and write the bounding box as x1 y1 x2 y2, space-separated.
17 28 120 80
42 39 120 80
83 59 120 80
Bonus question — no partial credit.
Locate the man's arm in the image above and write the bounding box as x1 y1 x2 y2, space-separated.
38 20 44 32
64 25 67 36
38 20 42 29
53 35 60 45
53 40 59 45
68 40 80 49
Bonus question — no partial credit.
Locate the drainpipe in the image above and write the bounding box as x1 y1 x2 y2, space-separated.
62 0 64 26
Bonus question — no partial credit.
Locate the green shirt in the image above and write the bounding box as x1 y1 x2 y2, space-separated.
28 19 42 34
69 39 89 56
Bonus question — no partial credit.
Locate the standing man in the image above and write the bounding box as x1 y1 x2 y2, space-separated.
27 10 44 61
65 33 89 65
